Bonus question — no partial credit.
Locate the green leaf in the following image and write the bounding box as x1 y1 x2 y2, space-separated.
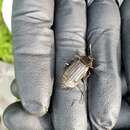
0 0 2 10
0 0 13 63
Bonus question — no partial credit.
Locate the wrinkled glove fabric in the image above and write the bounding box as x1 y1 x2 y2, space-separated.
11 0 55 116
87 0 122 130
52 0 88 130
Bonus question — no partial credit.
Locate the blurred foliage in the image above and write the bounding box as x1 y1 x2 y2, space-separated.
0 0 2 8
0 0 13 63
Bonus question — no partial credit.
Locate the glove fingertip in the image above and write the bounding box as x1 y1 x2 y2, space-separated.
3 102 20 130
22 100 49 117
3 102 53 130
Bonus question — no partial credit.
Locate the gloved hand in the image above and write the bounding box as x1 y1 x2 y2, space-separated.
3 0 88 130
3 0 130 130
3 78 130 130
3 79 53 130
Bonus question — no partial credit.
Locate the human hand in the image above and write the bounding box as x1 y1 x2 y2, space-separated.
3 0 88 129
3 0 130 130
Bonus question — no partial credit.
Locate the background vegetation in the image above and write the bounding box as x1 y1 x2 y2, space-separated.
0 0 13 64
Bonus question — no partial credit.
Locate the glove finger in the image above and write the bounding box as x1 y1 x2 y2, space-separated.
120 0 130 94
114 100 130 129
3 102 53 130
92 100 130 130
52 0 87 129
12 0 55 116
10 79 19 99
87 0 122 130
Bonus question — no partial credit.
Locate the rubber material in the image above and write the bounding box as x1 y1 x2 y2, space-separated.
3 102 53 130
87 0 122 130
52 0 88 129
12 0 55 116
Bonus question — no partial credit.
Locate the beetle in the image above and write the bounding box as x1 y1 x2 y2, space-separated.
61 55 94 89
